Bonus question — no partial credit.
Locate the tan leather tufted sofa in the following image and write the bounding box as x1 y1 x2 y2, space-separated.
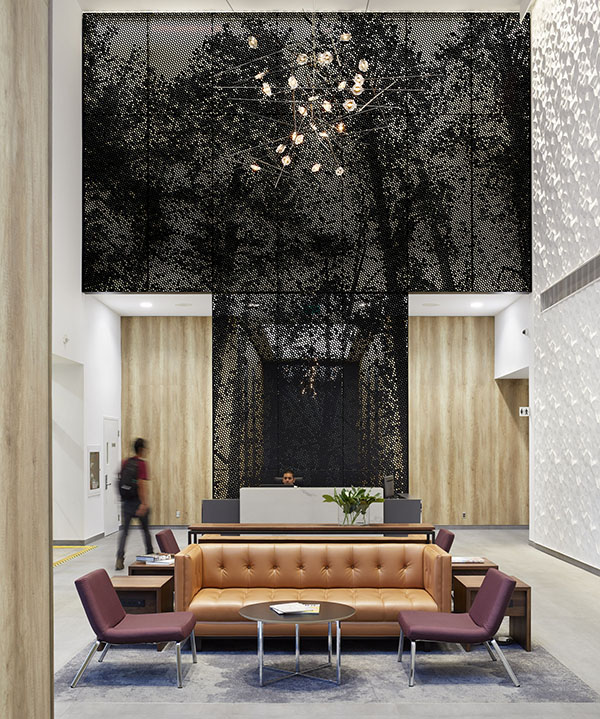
175 542 451 637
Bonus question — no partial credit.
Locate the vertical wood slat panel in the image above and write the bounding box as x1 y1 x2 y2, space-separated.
0 1 52 717
121 317 212 525
409 317 529 525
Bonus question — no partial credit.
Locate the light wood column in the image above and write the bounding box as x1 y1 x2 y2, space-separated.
121 317 212 525
409 317 529 525
0 1 52 718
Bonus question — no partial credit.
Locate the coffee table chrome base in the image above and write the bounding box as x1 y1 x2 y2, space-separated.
257 620 342 686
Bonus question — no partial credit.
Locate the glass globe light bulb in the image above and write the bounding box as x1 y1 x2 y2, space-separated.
312 163 322 172
282 155 291 166
248 36 258 49
358 59 369 72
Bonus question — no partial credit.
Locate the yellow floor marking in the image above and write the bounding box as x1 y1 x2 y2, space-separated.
52 545 98 567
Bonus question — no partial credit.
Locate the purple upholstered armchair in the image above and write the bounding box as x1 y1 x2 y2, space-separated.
397 568 520 687
434 528 455 553
156 528 181 555
71 568 196 688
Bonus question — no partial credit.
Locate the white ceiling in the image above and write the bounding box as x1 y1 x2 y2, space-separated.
92 292 526 316
92 293 212 316
409 292 526 316
78 1 520 13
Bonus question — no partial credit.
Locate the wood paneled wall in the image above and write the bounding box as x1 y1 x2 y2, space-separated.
409 317 529 525
0 1 52 716
121 317 212 525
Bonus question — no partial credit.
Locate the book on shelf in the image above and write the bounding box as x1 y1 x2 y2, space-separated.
270 602 321 615
136 553 174 564
451 556 486 564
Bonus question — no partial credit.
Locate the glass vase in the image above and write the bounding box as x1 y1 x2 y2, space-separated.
338 505 370 526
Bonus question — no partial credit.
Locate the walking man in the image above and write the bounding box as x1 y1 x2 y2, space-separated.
115 437 154 570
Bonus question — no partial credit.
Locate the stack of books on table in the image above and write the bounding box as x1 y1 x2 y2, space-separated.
451 556 485 564
270 602 320 615
136 553 174 565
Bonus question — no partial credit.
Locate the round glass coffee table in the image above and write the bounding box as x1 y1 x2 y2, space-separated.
239 601 356 686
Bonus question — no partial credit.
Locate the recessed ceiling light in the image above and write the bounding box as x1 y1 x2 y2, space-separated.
422 302 440 307
175 302 192 307
140 301 153 308
470 301 483 308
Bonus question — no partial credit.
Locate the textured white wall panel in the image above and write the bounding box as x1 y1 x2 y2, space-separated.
531 0 600 569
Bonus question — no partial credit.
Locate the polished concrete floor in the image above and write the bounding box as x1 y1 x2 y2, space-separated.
54 527 600 718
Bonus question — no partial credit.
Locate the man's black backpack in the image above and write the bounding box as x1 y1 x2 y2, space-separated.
118 457 139 500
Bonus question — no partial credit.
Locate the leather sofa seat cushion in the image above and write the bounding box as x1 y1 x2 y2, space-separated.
189 587 439 623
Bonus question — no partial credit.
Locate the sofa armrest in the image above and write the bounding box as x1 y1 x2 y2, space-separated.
423 544 452 612
175 544 203 612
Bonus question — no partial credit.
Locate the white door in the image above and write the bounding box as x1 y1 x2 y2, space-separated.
103 417 121 535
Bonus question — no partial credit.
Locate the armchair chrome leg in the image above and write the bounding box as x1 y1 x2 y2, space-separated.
71 640 100 688
98 643 110 662
409 641 416 687
190 631 197 663
490 638 520 687
176 641 183 688
485 641 497 661
397 629 404 662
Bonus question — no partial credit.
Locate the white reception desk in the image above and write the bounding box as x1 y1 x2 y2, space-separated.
239 486 384 524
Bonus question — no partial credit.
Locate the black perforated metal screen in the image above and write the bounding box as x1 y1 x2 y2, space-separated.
213 293 408 497
82 13 530 496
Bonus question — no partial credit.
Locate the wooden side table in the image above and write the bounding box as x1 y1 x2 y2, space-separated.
453 574 531 651
451 558 498 578
128 560 174 577
111 575 174 614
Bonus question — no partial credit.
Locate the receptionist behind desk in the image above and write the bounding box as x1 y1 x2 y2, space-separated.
282 470 299 486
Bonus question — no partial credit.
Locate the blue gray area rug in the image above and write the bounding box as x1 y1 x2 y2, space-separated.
55 637 598 705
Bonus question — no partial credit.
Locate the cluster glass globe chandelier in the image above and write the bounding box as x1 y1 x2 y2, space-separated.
218 14 419 188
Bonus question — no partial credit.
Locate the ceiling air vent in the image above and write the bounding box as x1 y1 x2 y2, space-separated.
541 252 600 311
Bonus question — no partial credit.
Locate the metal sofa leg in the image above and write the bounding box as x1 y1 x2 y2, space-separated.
176 641 183 688
71 640 100 688
397 629 404 662
190 631 197 663
484 641 497 661
409 641 416 687
490 638 520 687
98 643 110 662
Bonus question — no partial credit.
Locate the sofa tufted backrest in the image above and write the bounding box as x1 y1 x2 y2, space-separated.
199 543 427 589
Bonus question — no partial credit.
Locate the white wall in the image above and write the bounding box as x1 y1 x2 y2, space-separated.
52 0 122 541
494 294 531 379
530 0 600 569
52 358 85 541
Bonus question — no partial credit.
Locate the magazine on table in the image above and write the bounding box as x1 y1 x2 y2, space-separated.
451 556 486 564
270 602 321 615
